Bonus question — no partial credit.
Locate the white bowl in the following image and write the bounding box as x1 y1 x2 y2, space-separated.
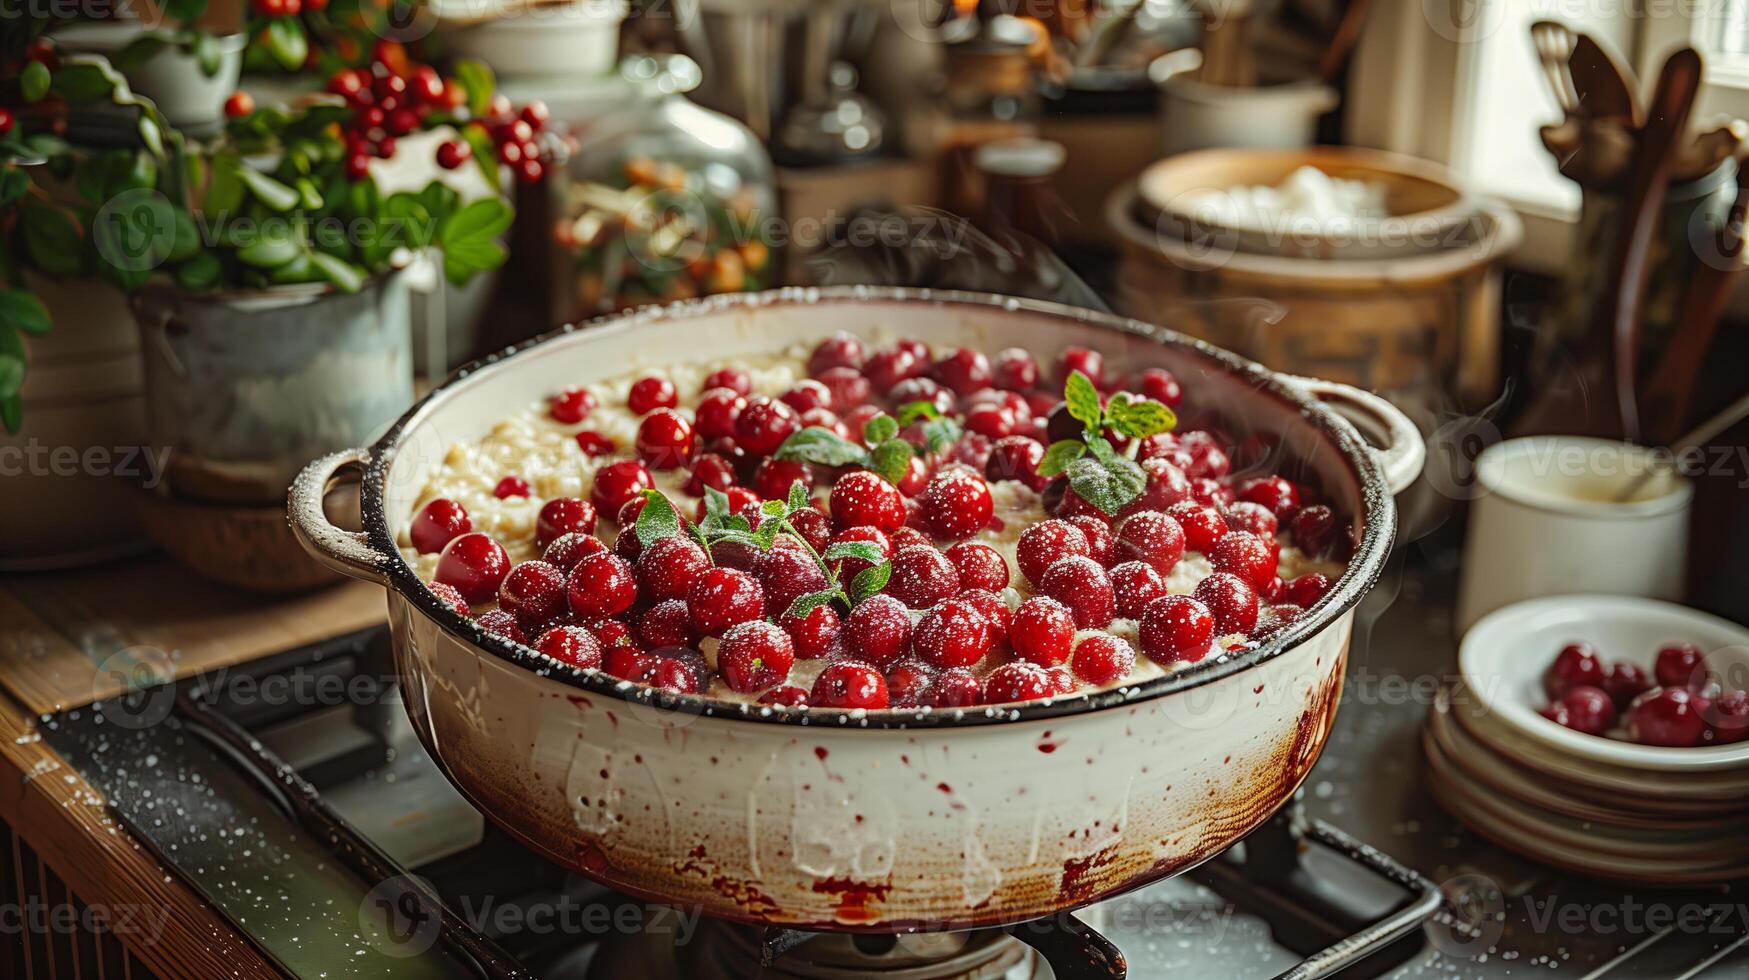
1460 595 1749 772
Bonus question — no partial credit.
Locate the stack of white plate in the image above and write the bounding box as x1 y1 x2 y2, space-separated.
1426 596 1749 885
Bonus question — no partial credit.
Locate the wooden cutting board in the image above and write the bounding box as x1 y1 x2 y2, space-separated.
0 558 385 714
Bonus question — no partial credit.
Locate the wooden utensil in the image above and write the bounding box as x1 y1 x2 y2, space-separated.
1571 33 1642 126
1641 155 1749 444
1317 0 1375 84
1530 20 1581 118
1516 48 1701 441
1616 389 1749 501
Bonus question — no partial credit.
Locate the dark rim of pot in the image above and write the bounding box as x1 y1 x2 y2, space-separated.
359 287 1397 729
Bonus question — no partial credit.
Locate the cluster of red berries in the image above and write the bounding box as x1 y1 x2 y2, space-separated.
251 0 327 15
409 333 1352 710
325 58 457 181
1540 641 1748 747
439 98 551 185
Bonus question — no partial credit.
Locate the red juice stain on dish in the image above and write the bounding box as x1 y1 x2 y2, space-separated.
812 877 892 925
566 694 593 709
1036 730 1061 753
1058 847 1117 905
577 841 609 874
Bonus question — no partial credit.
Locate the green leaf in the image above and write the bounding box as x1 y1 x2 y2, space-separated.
175 252 221 290
0 167 27 206
1037 439 1088 478
308 251 365 292
114 35 171 72
454 59 495 119
20 199 83 278
20 61 50 103
49 64 114 103
1066 437 1148 516
868 439 912 486
1 393 19 435
1063 369 1103 435
235 168 300 212
461 124 500 188
440 196 513 244
441 238 506 286
786 480 809 513
861 413 898 446
0 326 24 399
849 562 892 604
633 489 682 547
166 0 208 22
787 588 848 619
265 17 308 72
235 225 302 268
0 291 50 335
138 117 164 157
773 426 869 467
384 192 437 249
1106 393 1177 439
896 400 941 425
703 485 732 522
823 541 885 566
204 152 245 214
920 416 963 454
192 31 221 77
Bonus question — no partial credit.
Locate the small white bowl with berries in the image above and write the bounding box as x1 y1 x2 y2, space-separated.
1460 595 1749 772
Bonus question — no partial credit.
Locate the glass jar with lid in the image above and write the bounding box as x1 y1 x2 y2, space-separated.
559 55 778 317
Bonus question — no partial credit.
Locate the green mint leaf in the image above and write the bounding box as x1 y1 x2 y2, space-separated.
1063 369 1103 435
1037 439 1089 478
1067 437 1148 516
20 61 50 103
703 485 732 521
868 439 913 487
896 400 941 425
1105 393 1177 439
861 413 898 447
633 490 681 547
774 426 870 467
785 479 810 513
264 16 308 72
752 515 784 551
823 541 886 565
849 562 893 604
920 416 963 455
0 291 51 336
787 588 848 619
760 499 788 521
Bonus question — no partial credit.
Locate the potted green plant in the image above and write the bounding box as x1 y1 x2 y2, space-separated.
53 0 248 130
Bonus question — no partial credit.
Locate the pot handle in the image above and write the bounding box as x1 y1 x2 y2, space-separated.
288 448 389 585
1280 376 1426 496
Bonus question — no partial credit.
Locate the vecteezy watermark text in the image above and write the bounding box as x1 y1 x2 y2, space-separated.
0 440 170 489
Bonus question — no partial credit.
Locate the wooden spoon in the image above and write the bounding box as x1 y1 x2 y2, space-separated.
1571 33 1642 126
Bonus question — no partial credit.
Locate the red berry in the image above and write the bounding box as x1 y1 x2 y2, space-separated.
1109 561 1171 620
734 396 801 456
788 507 832 553
808 332 865 376
963 401 1019 440
680 454 734 496
1139 594 1215 664
753 458 812 501
1115 511 1186 573
1016 519 1091 585
517 158 545 184
566 552 637 619
911 597 993 669
827 525 892 582
1056 347 1105 389
778 603 840 659
945 541 1009 592
1224 502 1278 539
534 625 601 670
1544 642 1606 700
718 621 795 693
1709 690 1749 743
1553 685 1616 736
1209 531 1278 591
434 532 510 603
1176 431 1233 480
700 368 750 395
921 470 993 540
638 599 698 649
651 655 706 694
1117 458 1192 517
543 532 606 573
956 588 1011 647
816 366 872 410
759 686 810 707
1167 501 1227 554
928 670 982 707
224 90 255 117
1626 688 1710 746
590 619 635 651
410 65 445 104
576 431 616 457
549 387 596 424
498 140 524 166
427 581 469 616
410 497 471 554
493 475 530 499
810 662 888 709
473 609 526 644
635 535 710 601
498 560 567 628
520 100 549 129
386 108 420 136
843 593 912 668
830 471 906 531
753 546 827 617
985 436 1049 491
862 347 925 393
1279 573 1332 608
780 379 834 414
591 460 653 515
1065 515 1115 567
694 387 747 440
635 409 694 470
1192 573 1259 636
1072 634 1136 686
686 567 765 637
1602 661 1654 709
1039 556 1115 629
1011 596 1076 667
883 661 935 707
1237 476 1300 518
604 646 660 683
984 662 1060 705
534 498 597 548
1134 367 1183 407
931 347 992 395
1654 643 1707 690
345 152 372 181
992 348 1039 391
328 68 368 97
886 545 961 608
627 376 677 414
1289 505 1338 557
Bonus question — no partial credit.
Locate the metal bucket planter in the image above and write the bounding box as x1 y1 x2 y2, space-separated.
133 267 417 506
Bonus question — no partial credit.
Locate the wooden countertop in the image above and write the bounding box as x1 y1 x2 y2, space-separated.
0 560 388 977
